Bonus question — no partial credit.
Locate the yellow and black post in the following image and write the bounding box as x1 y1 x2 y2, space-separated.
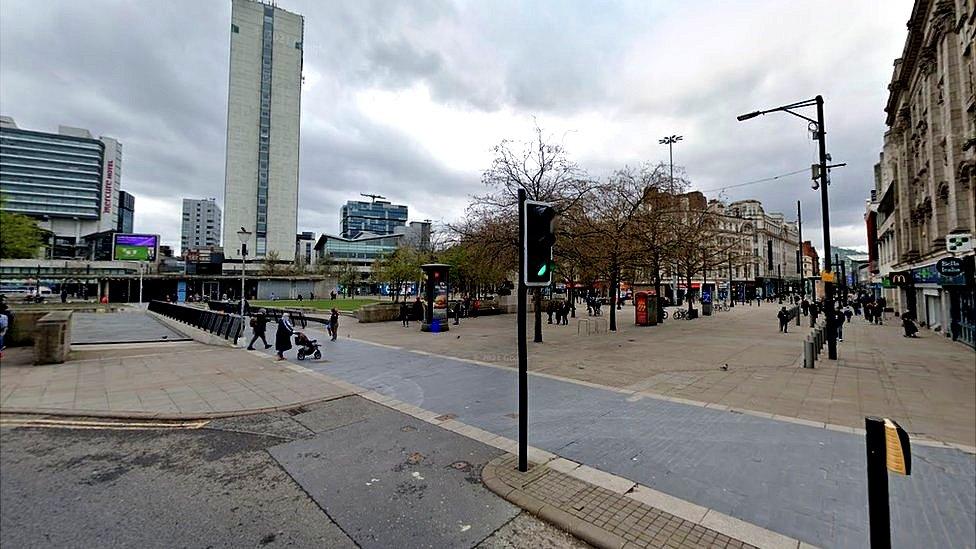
865 416 911 549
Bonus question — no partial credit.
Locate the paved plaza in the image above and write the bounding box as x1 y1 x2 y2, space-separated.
0 342 351 418
343 303 976 446
70 310 188 345
253 319 976 549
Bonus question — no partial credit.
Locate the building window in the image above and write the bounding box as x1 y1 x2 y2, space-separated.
231 24 239 33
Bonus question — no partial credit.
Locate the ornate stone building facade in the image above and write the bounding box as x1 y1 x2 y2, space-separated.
866 0 975 345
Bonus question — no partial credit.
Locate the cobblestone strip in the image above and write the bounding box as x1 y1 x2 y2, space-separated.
483 453 759 549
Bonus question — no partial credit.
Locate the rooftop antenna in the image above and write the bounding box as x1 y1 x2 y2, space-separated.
360 193 386 203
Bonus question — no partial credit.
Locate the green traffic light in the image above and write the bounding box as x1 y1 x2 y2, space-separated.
537 264 548 277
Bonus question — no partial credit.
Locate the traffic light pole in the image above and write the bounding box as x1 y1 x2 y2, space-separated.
517 188 528 472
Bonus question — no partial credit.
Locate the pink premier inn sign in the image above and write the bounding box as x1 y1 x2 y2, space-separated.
102 160 115 214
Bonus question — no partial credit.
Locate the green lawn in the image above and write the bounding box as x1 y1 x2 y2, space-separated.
250 298 381 312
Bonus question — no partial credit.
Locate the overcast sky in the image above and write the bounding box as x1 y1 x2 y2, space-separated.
0 0 913 255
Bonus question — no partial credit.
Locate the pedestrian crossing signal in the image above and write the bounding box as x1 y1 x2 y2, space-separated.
523 200 556 287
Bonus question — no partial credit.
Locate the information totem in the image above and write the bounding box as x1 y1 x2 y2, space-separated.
421 263 450 333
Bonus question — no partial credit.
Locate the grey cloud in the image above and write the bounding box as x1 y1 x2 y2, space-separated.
0 0 912 254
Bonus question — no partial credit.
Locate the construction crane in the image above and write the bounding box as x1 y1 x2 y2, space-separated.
360 193 386 203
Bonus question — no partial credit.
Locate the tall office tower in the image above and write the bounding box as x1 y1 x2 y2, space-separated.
340 200 408 238
222 0 303 264
0 116 122 258
181 198 222 252
117 190 135 233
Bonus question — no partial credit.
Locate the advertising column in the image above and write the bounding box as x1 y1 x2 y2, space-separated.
420 263 450 333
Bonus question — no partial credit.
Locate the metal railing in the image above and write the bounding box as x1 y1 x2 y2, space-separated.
149 300 245 344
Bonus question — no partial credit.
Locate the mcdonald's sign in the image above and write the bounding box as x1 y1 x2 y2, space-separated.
887 271 912 287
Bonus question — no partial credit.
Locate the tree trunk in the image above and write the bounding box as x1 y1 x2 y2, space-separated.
686 267 694 315
533 288 543 343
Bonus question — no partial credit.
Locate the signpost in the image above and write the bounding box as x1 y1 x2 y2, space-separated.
865 416 911 549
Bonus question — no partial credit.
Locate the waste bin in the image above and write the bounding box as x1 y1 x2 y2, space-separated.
702 302 713 316
688 308 699 320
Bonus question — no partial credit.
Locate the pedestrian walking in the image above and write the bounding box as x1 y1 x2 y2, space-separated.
246 313 272 350
801 299 809 317
561 300 571 325
844 306 853 323
400 302 410 327
453 301 462 326
777 306 790 333
329 308 340 341
546 300 555 324
836 316 844 341
274 313 294 360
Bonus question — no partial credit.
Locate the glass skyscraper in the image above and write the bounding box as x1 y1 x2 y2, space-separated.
340 200 408 238
0 116 123 255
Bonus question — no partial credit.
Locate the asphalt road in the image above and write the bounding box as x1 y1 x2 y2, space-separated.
0 396 588 549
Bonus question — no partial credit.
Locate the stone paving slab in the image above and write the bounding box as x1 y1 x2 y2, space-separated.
483 454 761 549
0 342 353 419
70 311 188 344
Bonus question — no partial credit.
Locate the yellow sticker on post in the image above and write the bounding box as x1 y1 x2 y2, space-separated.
883 418 911 475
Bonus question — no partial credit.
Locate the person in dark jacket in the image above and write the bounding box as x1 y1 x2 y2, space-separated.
274 313 294 360
400 303 410 327
247 313 271 350
777 307 790 333
453 301 462 326
561 300 571 325
546 300 555 324
902 313 919 337
801 299 809 316
411 297 424 323
329 308 340 341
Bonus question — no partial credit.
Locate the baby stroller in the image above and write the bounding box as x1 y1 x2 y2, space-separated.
294 331 322 360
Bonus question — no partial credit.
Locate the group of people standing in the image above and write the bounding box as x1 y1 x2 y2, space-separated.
546 300 573 325
247 307 341 360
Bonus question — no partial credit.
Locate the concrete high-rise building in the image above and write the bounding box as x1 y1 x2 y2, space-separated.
222 0 303 264
181 198 222 252
0 116 123 258
340 200 408 238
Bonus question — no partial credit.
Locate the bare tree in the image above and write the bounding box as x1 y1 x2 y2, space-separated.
453 124 592 342
563 167 650 332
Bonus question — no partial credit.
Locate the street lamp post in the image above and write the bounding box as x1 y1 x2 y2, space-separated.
738 95 837 359
659 135 683 188
237 227 252 317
